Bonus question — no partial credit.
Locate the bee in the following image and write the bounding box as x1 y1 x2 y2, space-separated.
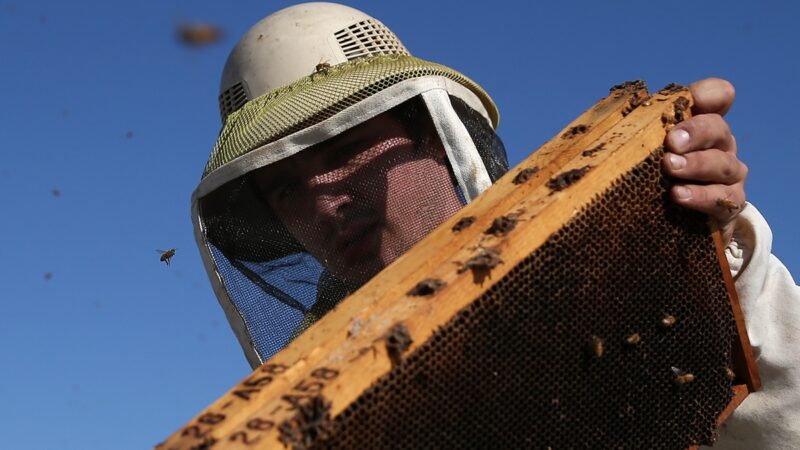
716 198 741 213
660 314 677 328
451 216 476 233
157 248 176 266
407 278 446 297
384 323 413 368
457 247 503 284
725 367 736 382
672 366 695 386
311 59 331 80
512 166 540 184
314 61 331 74
177 22 223 46
457 247 502 273
484 214 518 237
590 335 604 358
625 333 641 346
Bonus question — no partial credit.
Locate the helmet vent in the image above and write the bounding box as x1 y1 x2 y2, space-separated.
219 81 249 122
334 19 409 61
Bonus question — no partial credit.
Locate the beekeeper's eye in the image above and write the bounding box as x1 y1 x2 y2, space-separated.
270 180 300 207
255 175 300 212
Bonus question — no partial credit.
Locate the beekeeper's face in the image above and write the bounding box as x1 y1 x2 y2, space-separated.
251 110 463 285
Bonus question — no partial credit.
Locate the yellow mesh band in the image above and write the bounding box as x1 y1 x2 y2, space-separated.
203 54 498 177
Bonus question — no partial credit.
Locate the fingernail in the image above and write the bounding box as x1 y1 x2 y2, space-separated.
669 129 690 151
668 153 686 170
675 186 692 200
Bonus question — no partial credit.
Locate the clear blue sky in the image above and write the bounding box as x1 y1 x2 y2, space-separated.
1 1 797 448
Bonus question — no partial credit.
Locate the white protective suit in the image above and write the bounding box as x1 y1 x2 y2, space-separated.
709 203 800 449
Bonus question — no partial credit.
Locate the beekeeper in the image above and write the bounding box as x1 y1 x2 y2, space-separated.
191 3 799 447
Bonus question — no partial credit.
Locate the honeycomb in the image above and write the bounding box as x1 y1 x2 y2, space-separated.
317 148 735 449
164 85 754 450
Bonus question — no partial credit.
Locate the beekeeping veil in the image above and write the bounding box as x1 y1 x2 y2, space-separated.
193 2 509 367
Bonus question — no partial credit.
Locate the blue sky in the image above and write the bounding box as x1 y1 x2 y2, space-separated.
1 1 797 448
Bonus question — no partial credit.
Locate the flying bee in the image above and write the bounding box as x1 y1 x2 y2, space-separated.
177 22 223 46
671 366 695 386
157 249 176 266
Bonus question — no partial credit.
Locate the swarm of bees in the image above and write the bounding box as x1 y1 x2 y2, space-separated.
177 22 223 46
158 248 176 266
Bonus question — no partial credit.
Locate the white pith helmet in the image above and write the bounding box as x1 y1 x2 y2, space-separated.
218 2 410 122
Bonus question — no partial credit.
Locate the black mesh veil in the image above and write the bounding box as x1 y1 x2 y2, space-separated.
199 95 508 365
448 95 508 183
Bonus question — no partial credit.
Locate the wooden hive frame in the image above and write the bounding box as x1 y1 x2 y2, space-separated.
159 82 759 450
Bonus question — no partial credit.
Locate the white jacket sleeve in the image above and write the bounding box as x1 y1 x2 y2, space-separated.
706 203 800 449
